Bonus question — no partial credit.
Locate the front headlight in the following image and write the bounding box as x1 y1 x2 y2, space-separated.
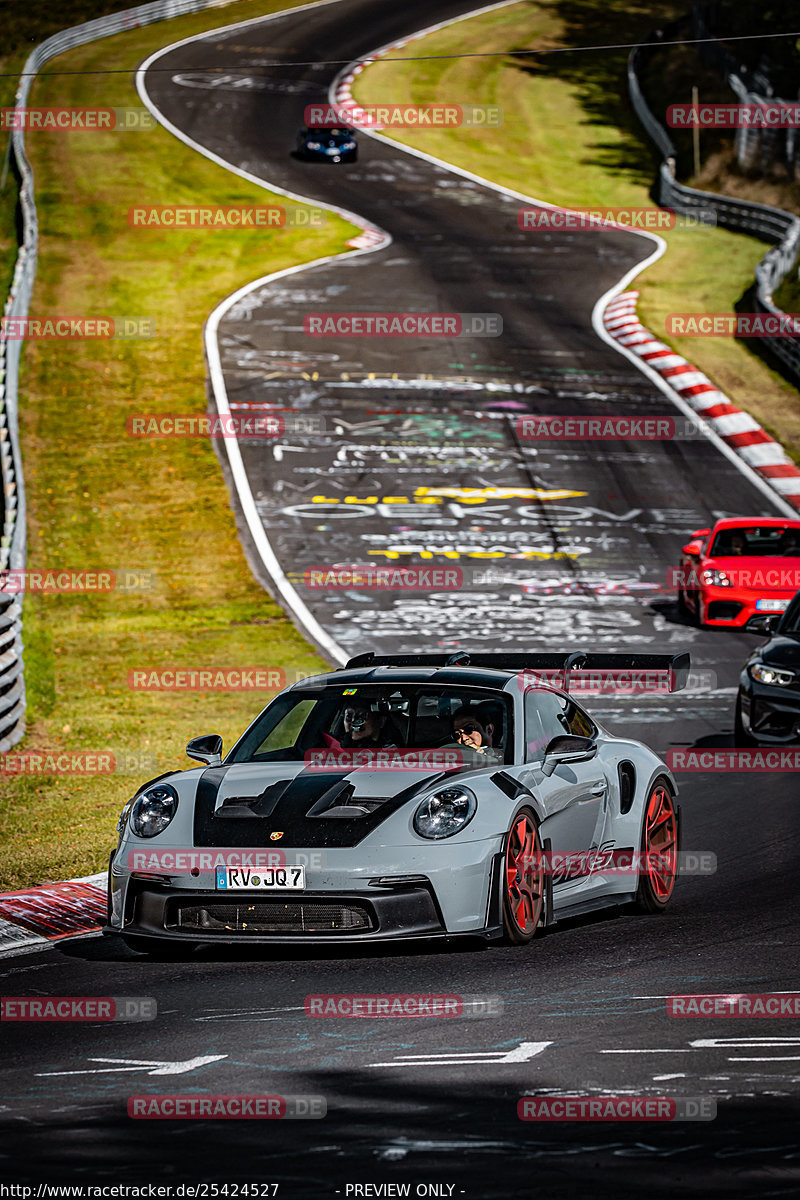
305 141 321 150
750 662 795 686
130 784 179 838
413 786 477 840
701 568 732 587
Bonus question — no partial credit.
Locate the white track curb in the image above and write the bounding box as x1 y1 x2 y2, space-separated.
603 292 800 511
0 872 106 956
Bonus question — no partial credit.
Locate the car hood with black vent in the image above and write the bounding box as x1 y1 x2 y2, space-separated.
191 761 460 848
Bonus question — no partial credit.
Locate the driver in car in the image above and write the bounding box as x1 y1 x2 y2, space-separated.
339 702 395 749
450 704 504 764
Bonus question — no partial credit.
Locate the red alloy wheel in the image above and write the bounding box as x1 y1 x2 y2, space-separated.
503 810 545 943
640 784 678 907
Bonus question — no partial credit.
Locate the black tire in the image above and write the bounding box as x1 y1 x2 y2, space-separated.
689 591 704 626
122 935 195 959
734 693 756 745
633 779 678 913
502 807 545 945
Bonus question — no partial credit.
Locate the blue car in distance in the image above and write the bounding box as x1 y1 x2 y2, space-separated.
296 125 358 162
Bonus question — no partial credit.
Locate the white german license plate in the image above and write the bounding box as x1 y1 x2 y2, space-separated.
215 866 305 891
755 598 790 612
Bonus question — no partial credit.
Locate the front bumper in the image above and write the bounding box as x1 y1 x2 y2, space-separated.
702 588 795 626
109 872 504 946
739 681 800 743
299 148 357 162
111 833 503 939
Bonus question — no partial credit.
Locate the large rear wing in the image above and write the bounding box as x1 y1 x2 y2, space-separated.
344 651 691 693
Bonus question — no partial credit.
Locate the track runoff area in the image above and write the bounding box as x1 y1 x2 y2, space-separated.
3 0 800 1196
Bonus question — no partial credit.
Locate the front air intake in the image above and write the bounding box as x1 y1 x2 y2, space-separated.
172 898 375 934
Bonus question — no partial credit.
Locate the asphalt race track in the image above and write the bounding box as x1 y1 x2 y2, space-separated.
2 1 799 1195
139 0 792 665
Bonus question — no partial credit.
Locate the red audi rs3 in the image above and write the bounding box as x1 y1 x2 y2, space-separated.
676 518 800 627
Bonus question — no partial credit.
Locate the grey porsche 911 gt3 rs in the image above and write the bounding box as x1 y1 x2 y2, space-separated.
107 651 688 954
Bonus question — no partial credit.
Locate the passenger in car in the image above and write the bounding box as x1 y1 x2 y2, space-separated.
450 704 504 764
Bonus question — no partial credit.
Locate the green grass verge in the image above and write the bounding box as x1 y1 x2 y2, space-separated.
353 0 800 462
774 270 800 317
2 2 155 311
0 0 359 889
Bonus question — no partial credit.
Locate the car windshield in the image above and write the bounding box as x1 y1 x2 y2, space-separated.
709 526 800 557
227 684 513 765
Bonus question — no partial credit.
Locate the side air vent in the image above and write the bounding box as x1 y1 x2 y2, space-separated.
617 761 636 815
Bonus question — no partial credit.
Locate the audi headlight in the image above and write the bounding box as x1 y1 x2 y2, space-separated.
750 662 795 687
130 784 179 838
701 569 732 587
414 786 477 840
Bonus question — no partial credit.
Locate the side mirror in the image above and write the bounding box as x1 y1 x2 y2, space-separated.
186 734 223 767
690 528 710 538
541 734 597 777
682 540 703 556
744 614 780 635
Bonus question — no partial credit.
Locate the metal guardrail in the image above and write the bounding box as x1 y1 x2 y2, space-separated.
628 32 800 386
0 0 234 752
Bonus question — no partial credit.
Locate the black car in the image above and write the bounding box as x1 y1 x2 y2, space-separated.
735 589 800 744
295 125 358 162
